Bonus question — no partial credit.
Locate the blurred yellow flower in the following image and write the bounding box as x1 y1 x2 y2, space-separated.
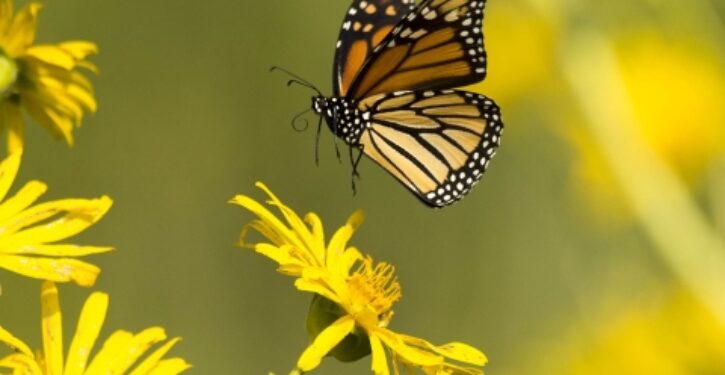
616 33 725 183
560 290 725 375
0 281 190 375
0 151 112 287
468 1 558 104
565 31 725 221
0 0 97 151
232 182 487 375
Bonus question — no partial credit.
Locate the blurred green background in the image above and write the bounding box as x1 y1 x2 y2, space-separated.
2 0 724 374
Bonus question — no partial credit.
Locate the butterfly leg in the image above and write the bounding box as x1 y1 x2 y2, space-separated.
314 115 322 166
349 145 364 195
332 107 342 163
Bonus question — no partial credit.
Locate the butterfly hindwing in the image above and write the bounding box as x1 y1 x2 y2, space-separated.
334 0 416 97
347 0 489 99
355 89 502 207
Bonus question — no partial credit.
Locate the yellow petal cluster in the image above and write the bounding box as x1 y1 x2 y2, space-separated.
0 282 190 375
524 290 725 375
232 182 487 375
0 151 112 287
0 0 97 151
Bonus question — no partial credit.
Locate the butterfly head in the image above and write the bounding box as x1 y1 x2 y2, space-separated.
311 96 362 145
311 95 329 117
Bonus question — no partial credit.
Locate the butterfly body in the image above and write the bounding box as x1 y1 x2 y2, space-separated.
304 0 503 207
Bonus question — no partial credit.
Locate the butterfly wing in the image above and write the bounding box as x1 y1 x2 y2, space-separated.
355 89 502 207
346 0 489 100
334 0 416 97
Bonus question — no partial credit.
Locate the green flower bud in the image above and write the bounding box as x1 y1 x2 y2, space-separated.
305 294 371 362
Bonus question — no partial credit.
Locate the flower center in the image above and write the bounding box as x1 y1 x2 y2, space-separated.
0 49 18 97
346 256 402 319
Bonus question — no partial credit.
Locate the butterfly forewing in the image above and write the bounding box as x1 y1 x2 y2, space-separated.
334 0 416 96
356 89 502 207
347 0 488 99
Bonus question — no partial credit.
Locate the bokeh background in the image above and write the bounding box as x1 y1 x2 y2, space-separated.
2 0 724 373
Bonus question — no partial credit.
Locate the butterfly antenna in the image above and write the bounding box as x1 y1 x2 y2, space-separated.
270 66 322 95
291 108 311 132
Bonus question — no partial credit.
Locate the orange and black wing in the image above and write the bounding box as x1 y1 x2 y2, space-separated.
346 0 489 100
356 89 502 207
333 0 415 97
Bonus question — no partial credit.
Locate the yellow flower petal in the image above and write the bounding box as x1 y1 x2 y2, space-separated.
30 75 86 120
0 180 46 225
5 244 113 257
376 328 442 368
0 255 101 286
256 181 326 260
24 45 76 70
0 149 21 202
0 352 44 374
338 246 364 276
304 212 325 254
64 292 108 375
294 278 341 305
2 3 41 57
326 212 362 265
253 243 298 267
370 334 390 375
0 196 112 247
2 103 23 152
400 335 487 366
231 194 304 251
68 70 93 94
145 358 191 375
59 41 98 61
84 330 134 375
0 325 33 357
129 338 184 375
85 328 169 375
297 315 356 372
104 327 168 374
41 281 64 375
66 80 97 112
22 95 75 144
240 220 283 249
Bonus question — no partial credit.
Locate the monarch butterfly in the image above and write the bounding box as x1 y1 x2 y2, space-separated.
277 0 503 208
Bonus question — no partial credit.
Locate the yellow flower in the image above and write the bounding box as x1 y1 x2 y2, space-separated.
0 0 97 151
0 281 190 375
615 32 725 183
0 151 112 287
232 182 487 375
528 289 725 375
570 31 725 202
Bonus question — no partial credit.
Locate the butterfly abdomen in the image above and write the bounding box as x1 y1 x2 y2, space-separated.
312 95 365 145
